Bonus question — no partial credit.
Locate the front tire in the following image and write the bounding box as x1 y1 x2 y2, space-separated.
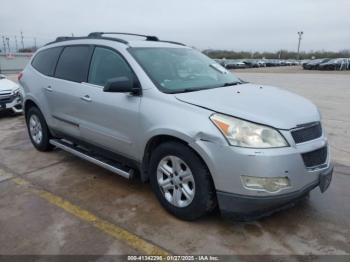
26 107 53 151
149 142 216 221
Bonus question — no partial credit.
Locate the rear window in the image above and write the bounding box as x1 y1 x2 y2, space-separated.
55 46 93 83
31 47 63 76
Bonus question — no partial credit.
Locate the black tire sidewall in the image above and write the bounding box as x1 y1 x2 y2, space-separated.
149 142 216 221
26 107 52 151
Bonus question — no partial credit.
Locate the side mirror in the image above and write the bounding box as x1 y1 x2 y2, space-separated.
103 76 141 95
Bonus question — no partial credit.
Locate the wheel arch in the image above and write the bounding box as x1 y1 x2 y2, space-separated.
24 99 40 119
141 133 213 184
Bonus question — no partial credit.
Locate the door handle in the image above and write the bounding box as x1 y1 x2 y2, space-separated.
80 95 92 102
45 86 53 92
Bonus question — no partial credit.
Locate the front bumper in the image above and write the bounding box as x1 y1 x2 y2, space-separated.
189 129 332 219
0 95 23 113
217 164 333 221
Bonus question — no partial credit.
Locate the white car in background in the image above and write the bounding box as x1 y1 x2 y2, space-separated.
0 74 23 114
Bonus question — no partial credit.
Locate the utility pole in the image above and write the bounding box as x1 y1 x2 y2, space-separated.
34 37 37 50
15 36 18 52
6 37 10 53
20 31 24 49
2 36 6 53
297 31 303 60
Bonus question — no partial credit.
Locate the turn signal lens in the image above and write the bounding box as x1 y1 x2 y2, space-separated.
241 176 290 193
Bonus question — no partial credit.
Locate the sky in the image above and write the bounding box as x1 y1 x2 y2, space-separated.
0 0 349 52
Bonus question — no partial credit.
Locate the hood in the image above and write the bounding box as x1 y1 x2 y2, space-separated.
0 78 18 92
175 83 320 129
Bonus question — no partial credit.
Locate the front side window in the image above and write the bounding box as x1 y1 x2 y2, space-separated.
129 47 241 93
31 47 63 76
88 47 134 86
55 46 92 83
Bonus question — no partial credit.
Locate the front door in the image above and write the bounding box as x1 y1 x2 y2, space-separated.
78 47 141 159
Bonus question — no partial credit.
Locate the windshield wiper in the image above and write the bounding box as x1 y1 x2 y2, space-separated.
171 88 207 94
169 82 244 94
222 81 242 87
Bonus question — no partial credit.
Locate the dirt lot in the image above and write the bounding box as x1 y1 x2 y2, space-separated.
0 68 350 255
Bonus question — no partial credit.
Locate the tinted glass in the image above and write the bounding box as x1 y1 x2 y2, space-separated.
88 47 133 86
130 48 241 93
55 46 92 82
31 47 62 76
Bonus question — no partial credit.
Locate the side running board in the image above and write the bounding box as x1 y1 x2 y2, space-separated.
49 139 134 179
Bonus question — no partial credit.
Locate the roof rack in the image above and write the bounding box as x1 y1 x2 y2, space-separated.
88 32 159 41
45 34 128 46
45 32 186 46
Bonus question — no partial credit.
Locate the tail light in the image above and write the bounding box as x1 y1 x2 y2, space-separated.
18 72 23 81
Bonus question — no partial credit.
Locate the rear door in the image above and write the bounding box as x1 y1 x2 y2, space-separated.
49 45 93 138
30 46 63 123
78 46 141 159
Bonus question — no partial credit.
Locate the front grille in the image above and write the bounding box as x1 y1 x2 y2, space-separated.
301 146 327 168
291 122 322 144
0 95 13 103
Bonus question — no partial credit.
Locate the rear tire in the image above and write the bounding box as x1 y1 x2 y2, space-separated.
149 142 217 221
26 107 53 151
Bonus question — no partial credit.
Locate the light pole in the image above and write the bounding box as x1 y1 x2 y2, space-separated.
2 36 6 53
20 31 24 49
297 31 303 60
6 37 10 53
15 36 18 52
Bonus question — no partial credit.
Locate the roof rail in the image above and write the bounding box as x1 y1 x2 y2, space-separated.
88 32 159 41
159 40 186 46
45 32 185 46
87 32 186 45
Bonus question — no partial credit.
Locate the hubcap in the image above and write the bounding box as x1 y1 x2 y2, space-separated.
29 115 43 145
156 155 195 208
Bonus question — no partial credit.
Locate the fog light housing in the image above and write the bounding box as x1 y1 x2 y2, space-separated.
241 176 290 193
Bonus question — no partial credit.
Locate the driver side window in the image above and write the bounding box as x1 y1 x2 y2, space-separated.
88 47 133 86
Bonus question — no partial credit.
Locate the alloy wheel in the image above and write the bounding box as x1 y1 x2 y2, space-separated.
156 155 195 208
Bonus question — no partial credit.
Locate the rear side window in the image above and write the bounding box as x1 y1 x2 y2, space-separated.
88 47 134 86
55 46 93 83
31 47 62 76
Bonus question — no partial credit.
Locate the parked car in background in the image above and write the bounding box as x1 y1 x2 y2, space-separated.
243 59 261 68
301 59 310 66
318 58 350 71
264 59 281 67
224 59 247 69
257 60 266 67
302 59 327 70
0 74 23 114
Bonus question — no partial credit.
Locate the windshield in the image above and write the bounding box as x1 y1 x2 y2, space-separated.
129 47 241 93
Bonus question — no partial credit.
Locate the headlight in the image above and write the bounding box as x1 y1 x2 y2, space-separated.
12 88 20 97
241 176 290 193
210 113 288 148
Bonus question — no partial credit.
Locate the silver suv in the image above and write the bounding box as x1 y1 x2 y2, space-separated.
19 32 333 221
